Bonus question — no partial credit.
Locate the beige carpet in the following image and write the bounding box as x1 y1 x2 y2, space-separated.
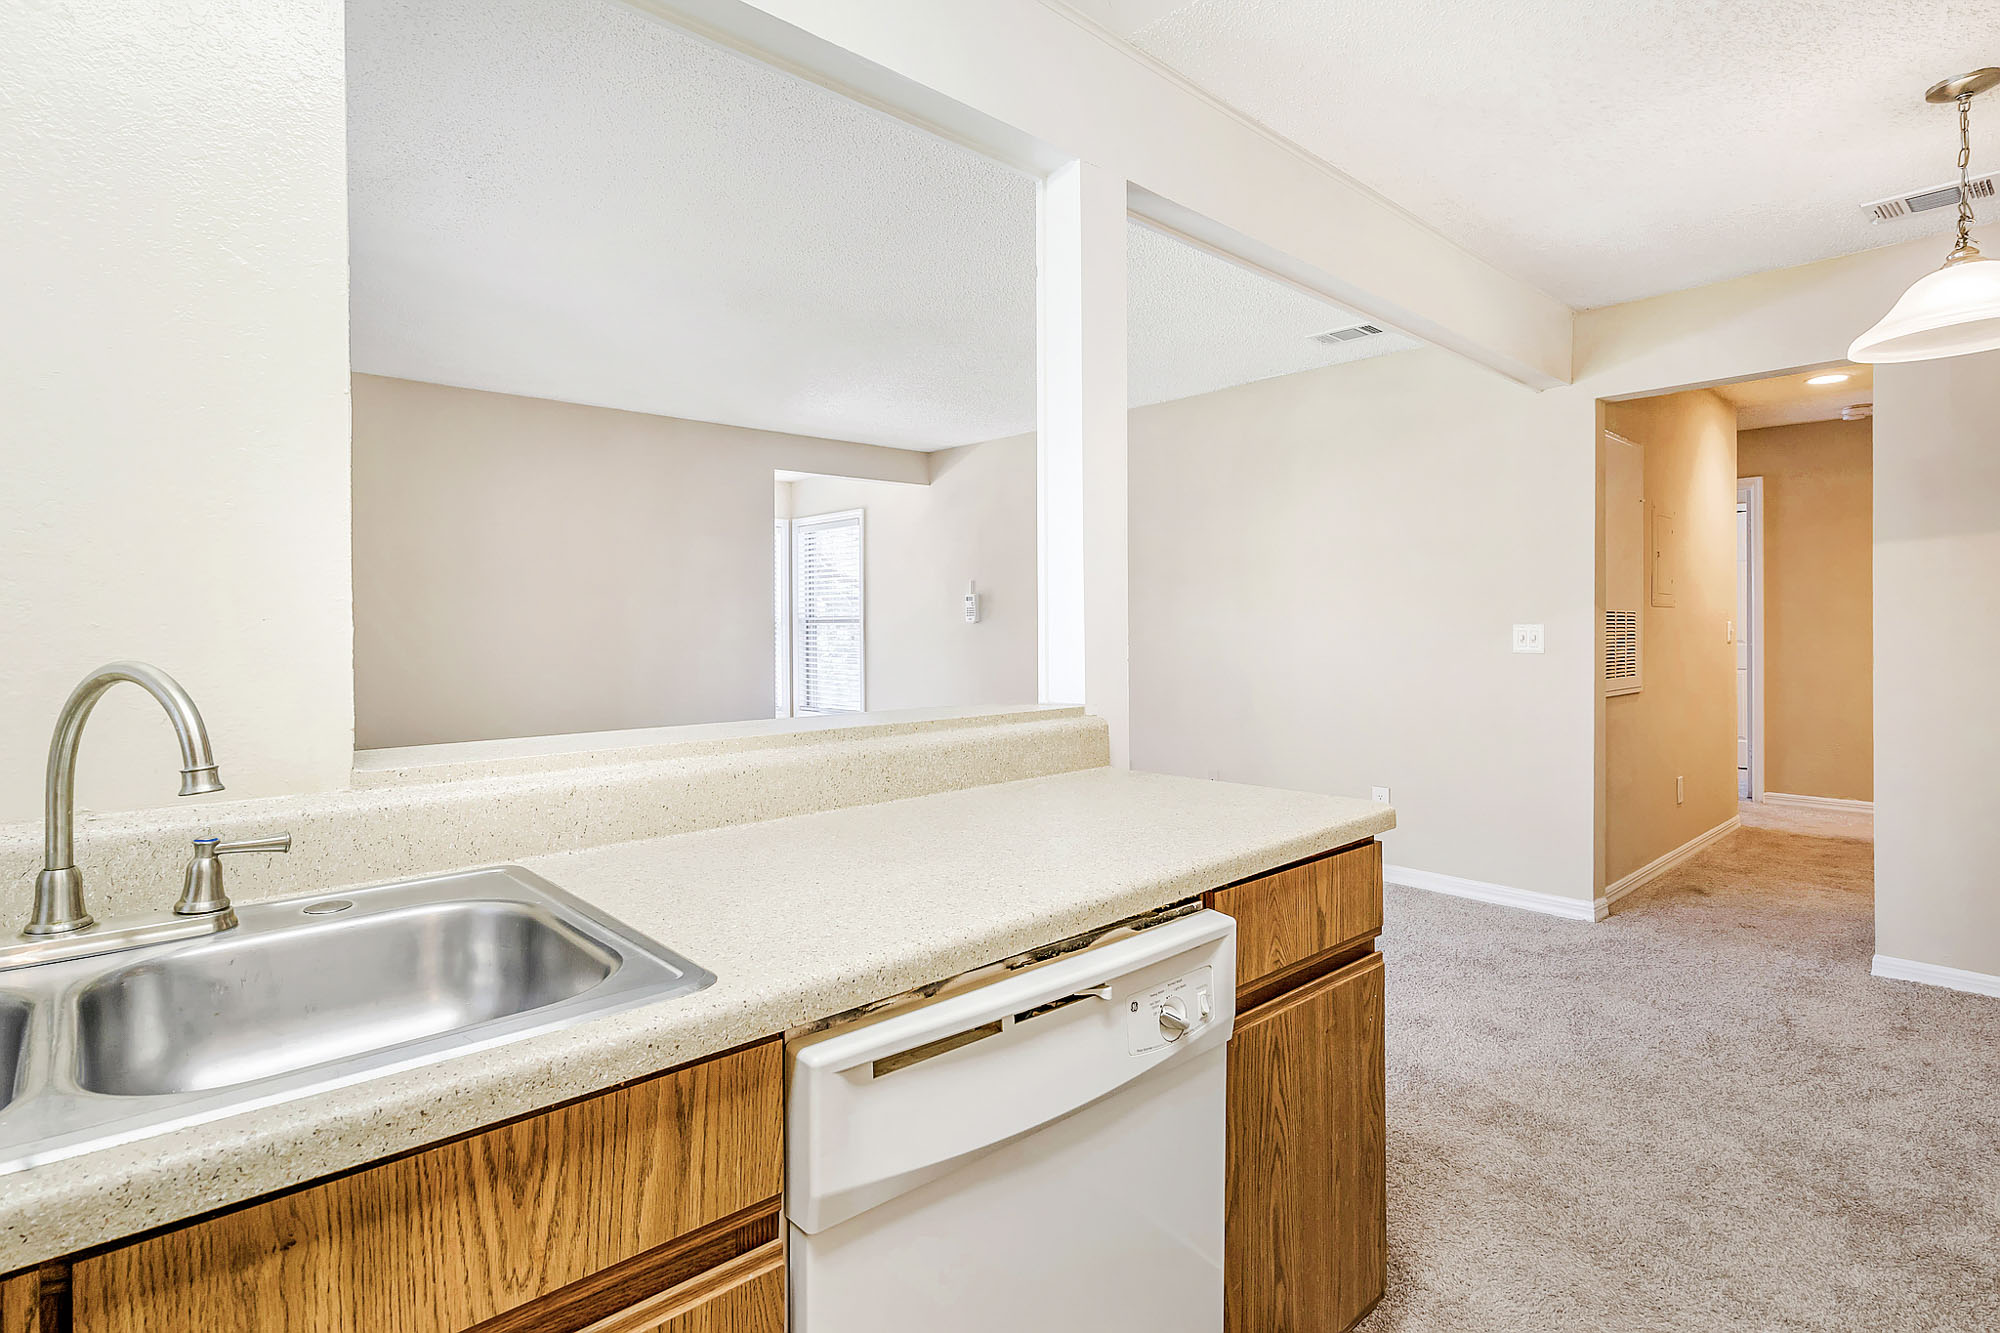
1361 821 1999 1331
1738 798 1873 841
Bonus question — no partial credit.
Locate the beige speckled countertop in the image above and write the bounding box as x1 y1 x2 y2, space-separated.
1 768 1392 1270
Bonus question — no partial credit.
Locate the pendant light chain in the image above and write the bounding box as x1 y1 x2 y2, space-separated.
1851 69 2000 363
1955 92 1976 254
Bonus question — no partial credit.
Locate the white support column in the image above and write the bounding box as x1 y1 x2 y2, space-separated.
1037 159 1130 765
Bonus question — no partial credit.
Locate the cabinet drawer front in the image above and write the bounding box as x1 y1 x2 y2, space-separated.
72 1040 782 1333
1 1269 45 1333
1226 952 1386 1333
1212 840 1382 997
577 1241 783 1333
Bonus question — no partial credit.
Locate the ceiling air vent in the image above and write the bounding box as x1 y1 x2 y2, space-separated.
1311 323 1384 345
1862 173 1997 223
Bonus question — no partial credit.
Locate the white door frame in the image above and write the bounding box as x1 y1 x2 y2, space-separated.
1737 476 1766 802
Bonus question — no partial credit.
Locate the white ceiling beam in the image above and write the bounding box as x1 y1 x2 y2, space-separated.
627 0 1575 389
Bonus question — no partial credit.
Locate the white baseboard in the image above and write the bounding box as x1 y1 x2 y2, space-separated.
1385 865 1602 922
1597 815 1742 915
1871 954 2000 998
1761 792 1873 813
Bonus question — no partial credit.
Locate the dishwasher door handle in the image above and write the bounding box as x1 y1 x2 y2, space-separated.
787 911 1239 1236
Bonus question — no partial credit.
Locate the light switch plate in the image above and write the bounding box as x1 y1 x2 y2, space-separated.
1512 623 1545 654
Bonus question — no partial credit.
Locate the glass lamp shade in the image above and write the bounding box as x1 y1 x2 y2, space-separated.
1849 246 2000 363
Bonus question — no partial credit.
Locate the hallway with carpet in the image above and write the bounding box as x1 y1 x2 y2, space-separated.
1362 813 1998 1331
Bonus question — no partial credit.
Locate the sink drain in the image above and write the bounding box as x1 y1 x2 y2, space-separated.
302 900 354 915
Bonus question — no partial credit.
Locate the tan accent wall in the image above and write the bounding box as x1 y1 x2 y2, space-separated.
1737 419 1873 802
1601 389 1739 885
351 375 925 749
1874 349 2000 979
788 435 1039 712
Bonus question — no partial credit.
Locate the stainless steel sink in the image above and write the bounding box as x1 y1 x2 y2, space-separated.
0 867 713 1174
0 994 28 1110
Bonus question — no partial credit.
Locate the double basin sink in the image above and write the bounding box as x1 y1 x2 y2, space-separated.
0 867 714 1174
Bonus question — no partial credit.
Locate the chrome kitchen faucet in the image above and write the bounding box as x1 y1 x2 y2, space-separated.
3 661 288 970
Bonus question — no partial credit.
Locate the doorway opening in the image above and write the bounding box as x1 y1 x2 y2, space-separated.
1597 364 1873 906
1725 368 1874 822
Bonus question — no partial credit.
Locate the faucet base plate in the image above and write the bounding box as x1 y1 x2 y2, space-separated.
2 908 237 973
22 867 92 936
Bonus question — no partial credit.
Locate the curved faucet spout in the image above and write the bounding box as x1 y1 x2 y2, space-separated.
27 662 224 937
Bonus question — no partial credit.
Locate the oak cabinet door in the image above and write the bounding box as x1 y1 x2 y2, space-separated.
1225 952 1386 1333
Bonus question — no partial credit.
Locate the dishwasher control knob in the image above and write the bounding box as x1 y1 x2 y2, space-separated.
1158 996 1190 1042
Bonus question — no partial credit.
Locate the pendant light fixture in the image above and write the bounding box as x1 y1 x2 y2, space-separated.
1850 68 2000 363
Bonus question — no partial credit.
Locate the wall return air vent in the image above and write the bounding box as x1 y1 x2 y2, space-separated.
1604 608 1641 696
1311 323 1384 345
1862 172 1997 223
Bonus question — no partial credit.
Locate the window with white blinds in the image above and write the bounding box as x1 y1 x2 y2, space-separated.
774 518 791 718
790 510 864 716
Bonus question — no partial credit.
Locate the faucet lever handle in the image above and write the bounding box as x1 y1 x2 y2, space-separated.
212 833 292 857
177 832 291 917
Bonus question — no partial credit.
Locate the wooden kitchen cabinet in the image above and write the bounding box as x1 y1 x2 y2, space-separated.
41 1039 784 1333
1210 840 1387 1333
1211 839 1382 1008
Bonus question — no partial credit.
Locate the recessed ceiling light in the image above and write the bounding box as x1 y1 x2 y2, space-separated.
1805 373 1851 386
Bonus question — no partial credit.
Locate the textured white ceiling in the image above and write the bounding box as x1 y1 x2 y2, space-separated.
1128 224 1420 406
347 0 1409 451
347 0 1037 451
1069 0 2000 308
1718 364 1874 430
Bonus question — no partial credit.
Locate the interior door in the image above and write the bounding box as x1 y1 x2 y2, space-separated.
1735 495 1752 799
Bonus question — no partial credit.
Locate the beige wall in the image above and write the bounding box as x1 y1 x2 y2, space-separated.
1874 350 2000 978
1738 419 1873 802
1 0 353 823
1120 235 1958 911
789 436 1039 713
1128 347 1597 898
351 375 925 749
1601 391 1739 884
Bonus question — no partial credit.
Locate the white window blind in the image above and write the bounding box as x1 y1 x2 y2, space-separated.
791 511 864 715
773 518 791 718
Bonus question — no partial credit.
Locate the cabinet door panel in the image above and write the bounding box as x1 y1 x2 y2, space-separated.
72 1040 782 1333
1225 952 1386 1333
1212 842 1382 998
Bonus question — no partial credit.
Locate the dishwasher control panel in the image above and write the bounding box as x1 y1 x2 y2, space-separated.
1125 964 1215 1056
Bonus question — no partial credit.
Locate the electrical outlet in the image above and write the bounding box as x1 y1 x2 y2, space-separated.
1512 623 1545 654
1371 786 1391 805
1676 775 1685 805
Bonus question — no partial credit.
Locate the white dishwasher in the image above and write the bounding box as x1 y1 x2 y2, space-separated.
787 909 1236 1332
